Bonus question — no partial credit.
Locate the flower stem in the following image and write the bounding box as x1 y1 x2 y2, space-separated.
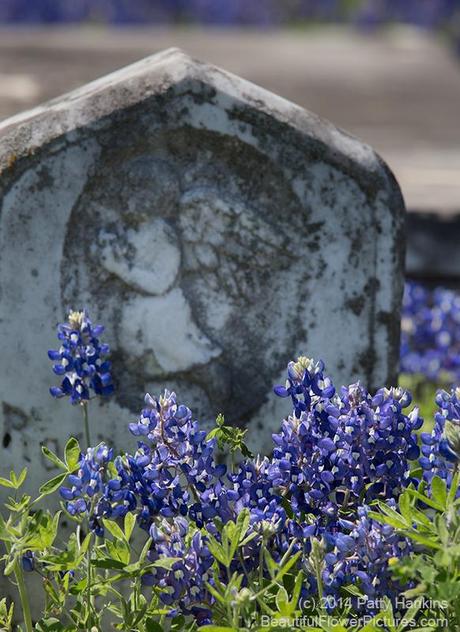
82 403 91 449
86 533 93 628
14 561 33 632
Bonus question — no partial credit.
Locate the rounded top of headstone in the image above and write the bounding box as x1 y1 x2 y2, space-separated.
0 47 399 200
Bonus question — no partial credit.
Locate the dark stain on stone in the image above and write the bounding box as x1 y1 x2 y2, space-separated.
35 165 55 191
3 402 28 430
346 295 365 317
2 432 11 448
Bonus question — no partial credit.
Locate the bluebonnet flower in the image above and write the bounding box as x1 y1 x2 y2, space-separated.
400 281 460 383
272 357 422 516
48 309 113 404
119 391 227 530
143 516 213 615
59 443 135 536
21 550 35 573
320 505 411 605
420 387 460 485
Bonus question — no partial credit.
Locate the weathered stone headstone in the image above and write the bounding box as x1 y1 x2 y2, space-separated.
0 47 404 477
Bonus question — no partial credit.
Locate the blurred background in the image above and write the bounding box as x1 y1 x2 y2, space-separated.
1 0 460 411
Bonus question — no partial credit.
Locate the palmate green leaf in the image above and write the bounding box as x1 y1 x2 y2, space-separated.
275 585 289 615
4 494 31 513
11 468 27 488
64 437 81 472
206 533 229 567
170 616 187 631
106 539 130 565
0 522 16 543
26 511 61 550
44 533 89 572
359 613 387 632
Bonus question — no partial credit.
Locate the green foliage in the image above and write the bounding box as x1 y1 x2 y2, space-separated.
398 374 450 432
0 598 14 631
372 472 460 628
207 414 254 459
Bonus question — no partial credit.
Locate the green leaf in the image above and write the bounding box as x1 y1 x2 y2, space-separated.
402 531 442 550
405 489 444 512
396 597 422 632
398 492 413 523
35 617 70 632
144 618 164 632
41 446 66 470
0 477 15 489
367 511 409 531
16 468 27 488
206 534 229 567
102 519 127 543
106 539 130 565
91 558 126 570
124 512 136 541
448 471 460 504
272 550 302 585
151 557 182 571
26 511 61 550
64 437 81 472
39 473 67 496
431 476 447 509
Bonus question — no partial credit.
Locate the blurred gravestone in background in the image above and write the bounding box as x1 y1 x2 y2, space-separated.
0 48 403 472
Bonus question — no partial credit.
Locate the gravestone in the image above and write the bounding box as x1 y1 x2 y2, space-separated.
0 47 404 475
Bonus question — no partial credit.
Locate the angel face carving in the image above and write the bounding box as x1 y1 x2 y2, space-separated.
61 129 312 424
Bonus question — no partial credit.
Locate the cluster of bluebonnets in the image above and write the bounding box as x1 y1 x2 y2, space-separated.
400 280 460 384
48 309 114 404
37 310 460 625
0 0 457 30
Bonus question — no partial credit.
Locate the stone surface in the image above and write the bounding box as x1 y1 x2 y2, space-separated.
0 47 404 477
0 26 459 214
